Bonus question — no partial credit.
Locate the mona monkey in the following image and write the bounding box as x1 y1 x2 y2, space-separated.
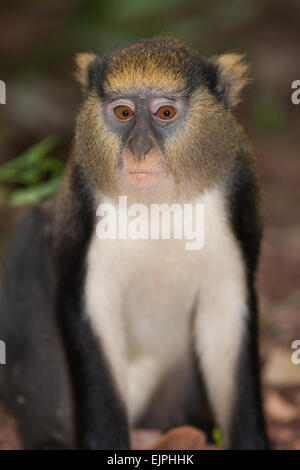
0 37 269 450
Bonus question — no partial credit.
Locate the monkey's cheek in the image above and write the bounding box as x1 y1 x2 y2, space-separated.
125 171 169 189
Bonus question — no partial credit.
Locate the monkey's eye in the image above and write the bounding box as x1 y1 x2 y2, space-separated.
114 105 134 120
155 105 176 121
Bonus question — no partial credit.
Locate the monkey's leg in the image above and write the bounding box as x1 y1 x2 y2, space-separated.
228 286 269 449
0 210 75 449
193 225 269 449
57 300 129 450
194 279 268 449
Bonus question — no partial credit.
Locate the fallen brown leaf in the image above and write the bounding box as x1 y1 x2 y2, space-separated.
141 426 207 450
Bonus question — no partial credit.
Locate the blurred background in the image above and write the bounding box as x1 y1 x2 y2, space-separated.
0 0 299 449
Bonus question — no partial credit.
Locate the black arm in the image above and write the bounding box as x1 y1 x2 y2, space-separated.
225 150 270 449
54 165 129 449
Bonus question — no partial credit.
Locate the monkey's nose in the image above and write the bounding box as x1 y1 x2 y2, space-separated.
128 135 152 160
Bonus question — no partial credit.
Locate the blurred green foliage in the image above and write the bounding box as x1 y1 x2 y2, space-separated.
24 0 261 72
253 92 287 134
212 427 225 447
0 137 62 204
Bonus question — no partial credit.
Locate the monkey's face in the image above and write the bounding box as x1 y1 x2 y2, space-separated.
75 37 249 195
103 93 186 190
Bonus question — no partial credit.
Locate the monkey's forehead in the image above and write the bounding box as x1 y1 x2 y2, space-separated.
102 37 202 95
104 66 186 95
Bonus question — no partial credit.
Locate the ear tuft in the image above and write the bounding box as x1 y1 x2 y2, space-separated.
212 53 249 108
75 53 96 90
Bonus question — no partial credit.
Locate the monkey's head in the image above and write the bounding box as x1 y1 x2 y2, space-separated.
74 37 249 197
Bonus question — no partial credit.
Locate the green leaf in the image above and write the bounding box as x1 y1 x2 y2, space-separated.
38 157 64 175
212 427 224 448
0 137 57 175
0 137 63 204
9 176 62 204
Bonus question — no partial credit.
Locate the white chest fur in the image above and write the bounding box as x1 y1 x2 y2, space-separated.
84 187 247 430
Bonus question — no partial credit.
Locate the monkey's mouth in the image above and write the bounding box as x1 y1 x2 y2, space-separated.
125 170 169 189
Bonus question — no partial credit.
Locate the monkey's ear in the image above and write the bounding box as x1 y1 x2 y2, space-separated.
212 54 249 108
75 53 97 90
